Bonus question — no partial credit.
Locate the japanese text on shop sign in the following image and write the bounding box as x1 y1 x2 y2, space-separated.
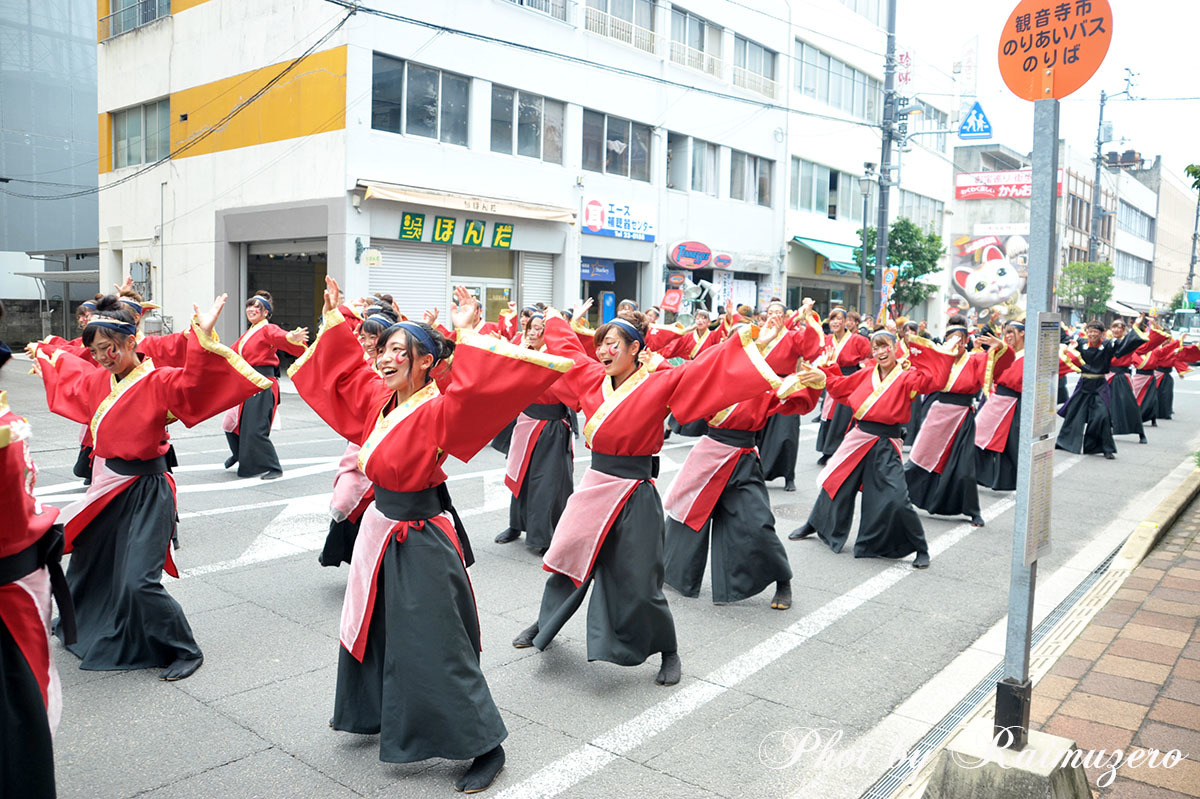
998 0 1111 101
581 199 656 242
1001 2 1105 72
398 212 512 249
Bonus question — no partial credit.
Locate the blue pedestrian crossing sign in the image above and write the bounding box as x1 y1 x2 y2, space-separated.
958 102 992 140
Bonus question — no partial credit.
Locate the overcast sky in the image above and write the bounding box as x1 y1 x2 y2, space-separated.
894 0 1199 187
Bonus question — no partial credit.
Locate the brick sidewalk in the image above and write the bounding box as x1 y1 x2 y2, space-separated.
1030 495 1200 798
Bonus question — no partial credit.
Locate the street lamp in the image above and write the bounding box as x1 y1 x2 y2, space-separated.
858 163 877 314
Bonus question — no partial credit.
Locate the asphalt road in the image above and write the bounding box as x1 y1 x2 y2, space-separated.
9 362 1200 799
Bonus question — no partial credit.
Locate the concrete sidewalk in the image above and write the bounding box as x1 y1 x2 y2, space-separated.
1029 494 1200 797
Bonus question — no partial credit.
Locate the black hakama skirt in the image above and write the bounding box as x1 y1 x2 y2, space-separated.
332 518 506 763
1157 369 1174 420
664 452 791 603
976 395 1020 492
1057 375 1069 404
319 516 361 568
905 402 981 519
799 425 929 559
815 400 854 458
225 366 283 478
489 418 516 456
509 418 574 552
0 620 55 799
534 480 677 665
1136 369 1159 424
757 413 799 481
1107 371 1144 436
903 394 932 447
57 475 201 669
1056 377 1116 455
666 412 708 438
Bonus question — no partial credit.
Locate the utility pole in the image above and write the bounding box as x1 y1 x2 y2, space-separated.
873 0 898 320
1088 70 1136 264
1189 190 1198 290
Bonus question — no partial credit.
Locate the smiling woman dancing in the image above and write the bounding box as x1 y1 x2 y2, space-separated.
29 294 271 681
290 279 574 792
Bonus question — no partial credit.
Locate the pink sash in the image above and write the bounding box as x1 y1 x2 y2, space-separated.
339 503 462 661
1130 372 1153 405
0 571 61 731
817 426 895 498
974 393 1017 452
820 394 841 421
504 414 547 496
663 435 751 531
909 403 970 473
542 469 642 586
221 393 281 434
329 442 371 522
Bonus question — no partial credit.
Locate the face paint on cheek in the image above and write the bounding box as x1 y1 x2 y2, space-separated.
608 344 621 358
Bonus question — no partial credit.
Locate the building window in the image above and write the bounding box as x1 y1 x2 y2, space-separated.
1114 250 1151 285
585 0 656 54
896 189 944 232
666 132 687 189
371 54 469 146
670 8 722 77
733 35 777 98
102 0 170 41
1117 200 1155 241
791 159 870 223
501 0 569 23
795 40 881 122
112 98 170 169
909 101 948 153
731 150 772 206
582 109 652 181
691 139 717 195
838 0 883 25
490 86 564 164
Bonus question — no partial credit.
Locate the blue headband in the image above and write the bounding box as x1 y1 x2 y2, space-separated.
118 298 143 315
248 296 273 315
873 330 897 342
80 300 97 310
1008 322 1026 331
389 321 441 363
528 313 545 322
608 317 645 348
86 318 138 337
945 326 968 336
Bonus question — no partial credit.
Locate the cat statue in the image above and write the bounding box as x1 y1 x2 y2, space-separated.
952 244 1026 310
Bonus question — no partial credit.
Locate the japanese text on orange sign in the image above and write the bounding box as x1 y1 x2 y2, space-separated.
998 0 1111 101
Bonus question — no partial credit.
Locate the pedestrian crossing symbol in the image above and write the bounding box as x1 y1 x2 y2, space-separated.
958 101 992 140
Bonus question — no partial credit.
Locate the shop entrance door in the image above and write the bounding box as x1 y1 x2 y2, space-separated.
457 281 513 326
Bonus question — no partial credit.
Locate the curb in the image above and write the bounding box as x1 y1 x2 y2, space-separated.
1110 466 1200 571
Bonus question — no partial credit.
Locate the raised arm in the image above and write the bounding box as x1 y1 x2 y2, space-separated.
160 320 275 427
904 336 956 394
30 346 101 425
542 314 605 401
663 327 782 424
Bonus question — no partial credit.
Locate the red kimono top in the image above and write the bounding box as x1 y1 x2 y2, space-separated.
137 329 204 367
644 323 687 354
821 330 873 373
658 324 724 360
759 313 823 376
233 321 306 368
1111 326 1168 369
543 315 782 456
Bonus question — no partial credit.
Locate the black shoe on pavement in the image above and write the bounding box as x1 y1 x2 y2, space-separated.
817 454 831 466
260 470 283 480
512 623 539 649
969 514 985 528
1104 452 1115 460
784 479 796 492
913 552 930 569
1139 434 1148 444
224 455 237 469
656 651 681 686
455 745 505 793
788 524 816 541
1151 419 1158 427
770 581 792 610
160 655 203 681
494 528 521 544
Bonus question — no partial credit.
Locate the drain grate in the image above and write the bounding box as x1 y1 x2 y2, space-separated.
859 541 1123 799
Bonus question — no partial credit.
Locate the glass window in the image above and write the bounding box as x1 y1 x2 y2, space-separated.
756 158 772 207
606 117 630 177
800 160 814 211
543 99 564 164
582 109 604 172
517 92 542 158
371 53 404 133
816 53 830 103
144 100 162 163
789 156 800 209
667 132 687 189
440 73 469 146
491 85 515 153
405 64 439 139
731 150 746 201
127 105 143 167
801 43 818 99
113 108 128 169
630 122 651 182
692 139 716 194
814 164 829 215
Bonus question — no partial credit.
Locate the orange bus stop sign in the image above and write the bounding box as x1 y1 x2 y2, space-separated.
998 0 1112 101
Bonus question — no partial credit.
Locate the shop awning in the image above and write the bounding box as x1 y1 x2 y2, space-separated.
791 236 861 274
1106 299 1143 316
358 181 576 224
15 270 100 284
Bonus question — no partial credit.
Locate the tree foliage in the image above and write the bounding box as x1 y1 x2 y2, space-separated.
1058 261 1114 318
854 218 945 316
1185 164 1200 191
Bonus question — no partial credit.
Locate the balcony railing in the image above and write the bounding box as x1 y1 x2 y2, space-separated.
502 0 572 23
732 65 778 99
100 0 170 42
669 41 722 78
584 7 655 55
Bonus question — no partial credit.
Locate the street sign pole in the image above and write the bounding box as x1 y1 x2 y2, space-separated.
994 97 1059 751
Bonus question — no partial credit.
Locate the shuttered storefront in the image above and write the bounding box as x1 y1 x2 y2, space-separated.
369 240 449 320
520 252 555 307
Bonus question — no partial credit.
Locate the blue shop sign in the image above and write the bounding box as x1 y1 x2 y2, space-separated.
581 257 616 282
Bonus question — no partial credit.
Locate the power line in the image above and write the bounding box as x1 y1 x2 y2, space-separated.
1 6 356 202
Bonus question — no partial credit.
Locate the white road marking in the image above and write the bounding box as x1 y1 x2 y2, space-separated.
488 454 1082 799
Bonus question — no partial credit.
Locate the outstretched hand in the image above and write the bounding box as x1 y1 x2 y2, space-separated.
322 275 341 314
193 294 228 336
287 327 309 346
423 307 440 325
450 286 478 330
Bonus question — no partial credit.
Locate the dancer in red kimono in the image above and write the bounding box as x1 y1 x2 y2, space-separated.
974 321 1025 490
904 317 996 527
223 290 308 479
510 309 783 685
1 301 74 799
1106 318 1165 443
662 351 823 611
494 312 580 553
756 300 822 490
29 293 272 681
789 330 953 567
290 278 573 791
814 308 872 465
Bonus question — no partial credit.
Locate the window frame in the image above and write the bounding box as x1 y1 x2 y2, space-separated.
370 54 470 147
112 97 170 170
582 109 652 182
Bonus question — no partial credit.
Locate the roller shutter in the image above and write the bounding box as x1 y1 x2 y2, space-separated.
369 240 449 320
